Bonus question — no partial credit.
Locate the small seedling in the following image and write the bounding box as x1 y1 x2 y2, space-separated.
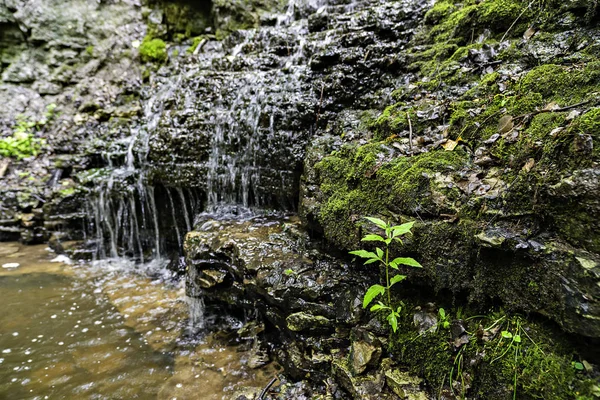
350 217 422 333
438 308 450 330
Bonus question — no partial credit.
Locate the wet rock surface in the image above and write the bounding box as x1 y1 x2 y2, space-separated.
184 215 430 399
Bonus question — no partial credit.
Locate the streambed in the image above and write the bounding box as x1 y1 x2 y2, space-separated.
0 243 277 399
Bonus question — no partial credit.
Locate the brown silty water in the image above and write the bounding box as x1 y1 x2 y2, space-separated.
0 243 278 399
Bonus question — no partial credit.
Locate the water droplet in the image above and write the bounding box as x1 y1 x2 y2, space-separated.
50 315 57 319
58 342 64 346
2 349 11 354
12 332 18 336
81 328 89 333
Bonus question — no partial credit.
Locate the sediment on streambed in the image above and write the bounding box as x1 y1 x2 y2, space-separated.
1 0 599 398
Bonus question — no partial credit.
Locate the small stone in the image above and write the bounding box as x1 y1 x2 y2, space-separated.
476 231 506 247
385 369 422 398
350 341 379 375
197 269 227 288
286 312 331 332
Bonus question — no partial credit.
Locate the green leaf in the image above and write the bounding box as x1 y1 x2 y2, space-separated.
573 362 584 371
439 308 446 319
391 257 422 268
443 321 450 329
390 274 407 286
391 221 415 237
370 303 387 312
387 311 398 332
363 284 386 308
284 269 295 276
364 258 379 265
364 217 388 229
501 331 512 339
389 259 399 270
349 250 378 259
362 234 385 242
514 334 521 343
376 248 384 258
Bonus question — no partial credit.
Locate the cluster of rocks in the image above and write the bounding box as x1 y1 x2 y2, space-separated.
184 216 428 399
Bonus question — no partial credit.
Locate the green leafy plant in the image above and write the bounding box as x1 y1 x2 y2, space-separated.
438 307 450 329
350 217 422 332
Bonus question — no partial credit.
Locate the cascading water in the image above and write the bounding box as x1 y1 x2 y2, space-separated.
85 0 362 331
85 73 200 261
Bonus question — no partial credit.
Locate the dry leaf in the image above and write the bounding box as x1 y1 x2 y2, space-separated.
523 27 536 40
443 139 458 151
498 115 514 134
566 110 581 120
522 158 535 172
543 101 560 111
483 133 500 144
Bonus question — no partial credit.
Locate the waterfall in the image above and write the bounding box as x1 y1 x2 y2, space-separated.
203 2 318 216
84 0 340 332
85 73 194 261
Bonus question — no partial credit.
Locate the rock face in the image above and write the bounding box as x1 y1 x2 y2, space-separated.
297 0 600 338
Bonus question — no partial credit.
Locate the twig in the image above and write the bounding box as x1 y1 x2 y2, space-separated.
500 0 535 42
513 99 592 120
258 376 278 399
406 112 413 154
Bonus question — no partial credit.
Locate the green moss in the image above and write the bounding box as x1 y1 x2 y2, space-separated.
423 1 456 25
139 36 167 62
58 187 76 197
390 309 595 400
315 146 468 249
520 62 600 104
187 35 207 54
426 0 531 45
85 45 94 57
576 107 600 137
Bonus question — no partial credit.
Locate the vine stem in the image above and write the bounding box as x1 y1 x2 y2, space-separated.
385 246 391 306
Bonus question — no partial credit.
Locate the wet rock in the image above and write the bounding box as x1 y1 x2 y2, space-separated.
413 310 437 334
286 312 332 333
385 369 422 398
308 8 328 33
332 356 386 399
350 340 381 375
197 269 228 289
185 216 369 384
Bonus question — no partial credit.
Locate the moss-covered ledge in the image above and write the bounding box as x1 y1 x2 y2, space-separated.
300 0 600 340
